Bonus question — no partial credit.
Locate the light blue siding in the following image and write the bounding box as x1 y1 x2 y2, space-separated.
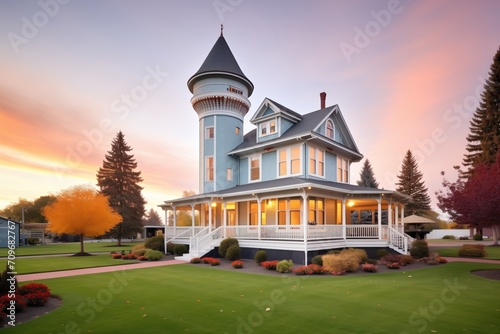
326 152 337 182
239 157 248 184
262 151 276 181
280 118 294 135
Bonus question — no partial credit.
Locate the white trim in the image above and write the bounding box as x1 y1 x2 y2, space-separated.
248 154 261 182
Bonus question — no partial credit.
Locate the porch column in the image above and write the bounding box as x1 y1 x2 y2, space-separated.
208 202 212 233
173 205 177 236
401 206 405 226
395 205 399 227
223 202 227 239
388 203 392 229
191 204 195 236
257 197 262 240
302 193 308 265
377 198 382 239
342 197 347 240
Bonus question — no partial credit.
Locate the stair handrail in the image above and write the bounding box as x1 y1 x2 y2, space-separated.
388 226 414 254
189 226 210 253
194 226 224 257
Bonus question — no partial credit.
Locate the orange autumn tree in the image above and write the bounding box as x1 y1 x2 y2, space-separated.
42 185 121 255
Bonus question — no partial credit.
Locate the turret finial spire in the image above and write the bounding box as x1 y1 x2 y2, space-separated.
220 24 224 37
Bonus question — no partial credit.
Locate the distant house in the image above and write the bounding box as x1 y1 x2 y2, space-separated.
159 30 413 264
0 216 20 248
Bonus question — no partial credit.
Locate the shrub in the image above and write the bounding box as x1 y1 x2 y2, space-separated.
322 254 359 274
166 242 175 255
219 238 239 258
427 258 439 265
311 255 323 266
380 254 402 265
131 243 146 255
458 244 486 258
442 235 456 240
473 233 483 241
18 283 50 296
365 258 378 265
232 260 244 269
190 257 201 264
387 262 400 269
276 260 293 273
144 235 165 252
145 249 163 261
327 250 340 255
410 240 429 259
399 255 415 266
254 250 268 265
112 253 122 259
436 256 448 263
27 237 40 245
361 263 378 273
24 291 50 306
293 264 326 275
174 244 188 256
340 248 368 263
226 244 241 261
127 254 137 260
459 236 469 240
201 257 220 266
137 256 147 261
0 295 26 312
377 249 389 259
261 260 279 270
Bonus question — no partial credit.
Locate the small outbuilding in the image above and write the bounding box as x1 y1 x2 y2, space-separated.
0 216 21 247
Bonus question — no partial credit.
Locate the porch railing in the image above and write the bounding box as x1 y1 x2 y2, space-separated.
192 226 224 257
189 226 210 255
307 225 343 239
388 226 413 254
165 226 205 238
345 225 379 238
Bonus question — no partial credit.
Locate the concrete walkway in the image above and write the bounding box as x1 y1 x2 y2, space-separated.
18 259 186 282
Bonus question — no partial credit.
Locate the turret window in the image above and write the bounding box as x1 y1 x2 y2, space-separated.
205 126 214 139
206 157 214 181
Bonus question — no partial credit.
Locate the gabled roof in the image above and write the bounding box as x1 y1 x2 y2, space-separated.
187 33 254 96
229 101 362 160
250 98 303 124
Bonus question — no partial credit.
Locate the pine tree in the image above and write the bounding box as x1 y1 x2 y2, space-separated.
396 150 431 216
463 45 500 176
142 208 163 226
97 131 146 245
356 159 379 188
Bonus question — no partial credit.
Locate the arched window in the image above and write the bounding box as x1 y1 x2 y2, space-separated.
326 120 334 139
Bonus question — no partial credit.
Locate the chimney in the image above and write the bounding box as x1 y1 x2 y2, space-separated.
320 92 326 109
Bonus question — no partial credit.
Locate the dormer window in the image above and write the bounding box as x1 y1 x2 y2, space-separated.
260 119 277 137
326 120 334 139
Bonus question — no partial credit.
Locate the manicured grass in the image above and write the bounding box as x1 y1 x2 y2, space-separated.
3 262 500 333
0 241 140 257
1 254 138 274
432 246 500 260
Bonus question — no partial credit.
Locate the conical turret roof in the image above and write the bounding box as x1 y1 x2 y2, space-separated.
188 32 254 96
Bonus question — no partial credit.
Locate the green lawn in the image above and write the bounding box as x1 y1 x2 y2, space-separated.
431 246 500 260
3 262 500 333
0 241 140 257
1 254 139 274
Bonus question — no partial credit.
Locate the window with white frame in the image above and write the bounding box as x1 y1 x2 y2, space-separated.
205 126 214 139
309 146 325 177
260 119 277 137
250 156 260 181
278 146 302 177
326 120 334 139
337 156 349 183
308 198 324 225
206 157 214 181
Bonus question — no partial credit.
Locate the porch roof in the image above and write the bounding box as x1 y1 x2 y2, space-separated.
159 177 410 208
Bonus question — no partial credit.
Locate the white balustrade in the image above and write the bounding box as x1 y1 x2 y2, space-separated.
345 225 379 238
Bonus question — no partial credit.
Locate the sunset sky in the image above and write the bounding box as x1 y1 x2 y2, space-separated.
1 0 499 220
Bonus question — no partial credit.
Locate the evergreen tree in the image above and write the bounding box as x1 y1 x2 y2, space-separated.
142 208 163 226
356 159 379 188
97 131 146 245
463 45 500 176
396 150 431 216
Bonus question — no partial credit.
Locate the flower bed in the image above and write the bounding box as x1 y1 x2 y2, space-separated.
231 260 244 269
293 264 326 275
201 257 220 266
361 263 378 273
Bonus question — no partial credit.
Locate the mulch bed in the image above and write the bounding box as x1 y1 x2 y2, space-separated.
471 269 500 280
0 297 62 328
